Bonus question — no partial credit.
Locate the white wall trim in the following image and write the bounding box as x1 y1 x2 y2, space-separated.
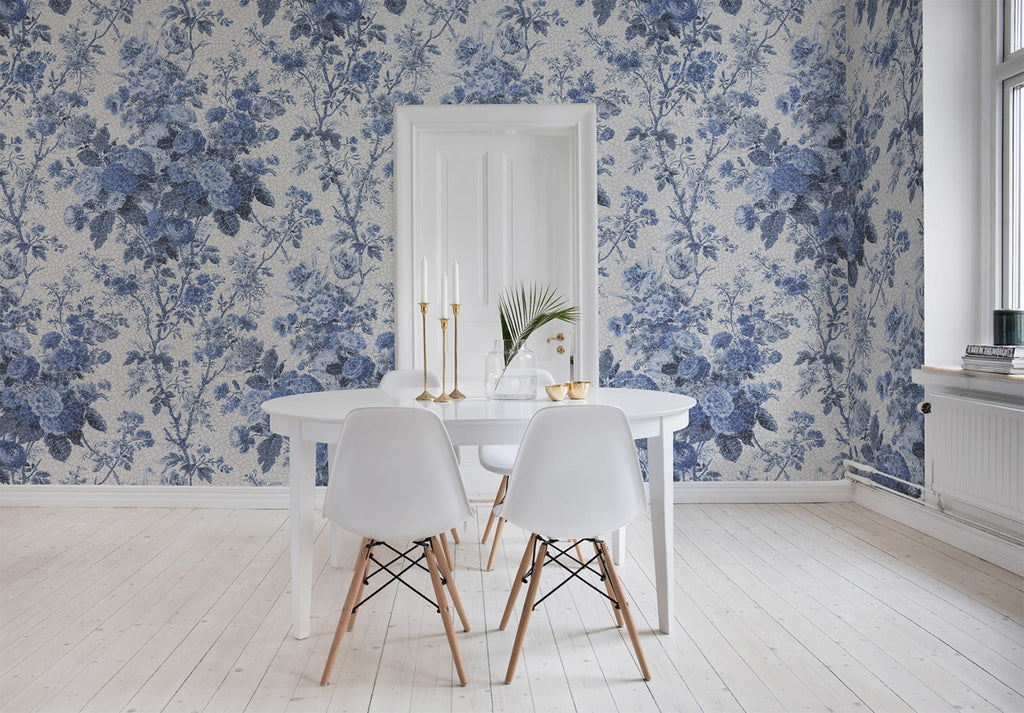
1 480 856 507
0 485 326 509
673 480 854 503
0 480 856 508
852 482 1024 576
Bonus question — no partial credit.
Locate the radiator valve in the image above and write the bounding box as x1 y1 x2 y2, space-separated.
916 401 931 415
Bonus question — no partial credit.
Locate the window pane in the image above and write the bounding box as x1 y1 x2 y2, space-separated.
1006 74 1023 309
1009 0 1024 57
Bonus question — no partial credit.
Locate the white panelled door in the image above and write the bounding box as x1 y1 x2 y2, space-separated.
416 129 575 386
394 105 598 499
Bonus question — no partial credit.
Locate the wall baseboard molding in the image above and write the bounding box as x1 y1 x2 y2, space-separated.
673 479 854 503
1 480 856 508
0 485 325 509
852 483 1024 577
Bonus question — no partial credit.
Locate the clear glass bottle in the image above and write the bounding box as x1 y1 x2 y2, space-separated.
485 340 537 399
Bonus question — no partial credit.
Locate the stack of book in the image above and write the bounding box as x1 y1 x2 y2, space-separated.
962 344 1024 375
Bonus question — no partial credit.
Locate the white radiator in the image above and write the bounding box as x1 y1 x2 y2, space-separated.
924 388 1024 542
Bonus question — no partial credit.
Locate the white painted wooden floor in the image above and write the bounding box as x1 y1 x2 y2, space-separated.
1 502 1022 713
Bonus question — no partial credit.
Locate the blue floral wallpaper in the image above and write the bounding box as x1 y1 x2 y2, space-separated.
0 0 923 487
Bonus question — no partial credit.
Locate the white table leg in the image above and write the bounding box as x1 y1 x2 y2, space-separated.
326 443 344 568
290 438 315 639
610 526 626 565
648 427 674 634
330 523 344 568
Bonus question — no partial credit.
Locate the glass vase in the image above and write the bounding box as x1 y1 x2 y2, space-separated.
485 340 537 400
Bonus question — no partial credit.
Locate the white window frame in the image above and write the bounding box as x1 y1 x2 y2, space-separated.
920 1 1020 363
995 1 1024 310
1003 70 1023 309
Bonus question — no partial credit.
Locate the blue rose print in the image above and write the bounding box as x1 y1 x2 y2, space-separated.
0 0 923 488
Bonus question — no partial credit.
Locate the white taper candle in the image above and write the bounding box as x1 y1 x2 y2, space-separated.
441 273 449 317
420 257 428 303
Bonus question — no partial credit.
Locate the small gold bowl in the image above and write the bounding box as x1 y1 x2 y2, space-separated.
567 381 590 400
545 383 568 401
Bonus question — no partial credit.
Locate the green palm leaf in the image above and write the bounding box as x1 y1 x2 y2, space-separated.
497 282 580 369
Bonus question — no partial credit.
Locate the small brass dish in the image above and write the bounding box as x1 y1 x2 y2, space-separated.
545 383 568 401
567 380 590 400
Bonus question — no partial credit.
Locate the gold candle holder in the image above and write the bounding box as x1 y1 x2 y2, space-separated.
435 317 453 403
449 303 465 399
416 302 435 401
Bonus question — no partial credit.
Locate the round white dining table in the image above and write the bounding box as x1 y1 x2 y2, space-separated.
262 386 696 638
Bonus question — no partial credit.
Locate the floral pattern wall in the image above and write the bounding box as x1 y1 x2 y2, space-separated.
0 0 923 488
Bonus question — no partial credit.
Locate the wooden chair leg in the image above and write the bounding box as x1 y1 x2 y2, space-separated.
599 542 650 681
424 542 468 686
486 517 506 571
321 541 372 685
505 541 548 684
500 533 537 630
481 475 509 544
440 531 454 571
573 539 586 565
347 538 372 631
594 540 624 628
431 535 470 632
450 527 461 544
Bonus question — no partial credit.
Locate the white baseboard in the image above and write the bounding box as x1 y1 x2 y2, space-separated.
673 479 854 503
0 485 326 509
0 480 856 508
852 482 1024 576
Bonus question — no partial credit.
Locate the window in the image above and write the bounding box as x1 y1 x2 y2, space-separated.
1000 1 1024 309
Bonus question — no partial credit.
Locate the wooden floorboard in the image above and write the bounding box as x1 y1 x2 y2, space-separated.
697 504 919 713
677 505 868 712
736 503 962 712
819 503 1024 590
755 504 1021 712
1 503 1021 713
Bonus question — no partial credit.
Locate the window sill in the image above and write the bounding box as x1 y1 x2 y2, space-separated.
913 366 1024 403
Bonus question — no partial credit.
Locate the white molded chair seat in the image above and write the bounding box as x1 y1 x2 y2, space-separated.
477 444 517 473
498 404 651 683
320 407 472 687
477 369 554 569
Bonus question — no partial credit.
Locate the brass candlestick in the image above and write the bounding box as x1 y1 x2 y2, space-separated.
449 303 465 399
434 317 453 403
416 302 434 401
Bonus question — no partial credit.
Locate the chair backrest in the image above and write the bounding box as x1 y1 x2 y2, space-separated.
324 407 471 542
534 368 556 387
500 405 645 540
379 369 440 393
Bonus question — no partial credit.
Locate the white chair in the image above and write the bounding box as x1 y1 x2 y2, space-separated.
320 407 473 687
329 369 448 568
498 404 651 683
478 369 555 570
379 368 441 394
377 368 462 562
